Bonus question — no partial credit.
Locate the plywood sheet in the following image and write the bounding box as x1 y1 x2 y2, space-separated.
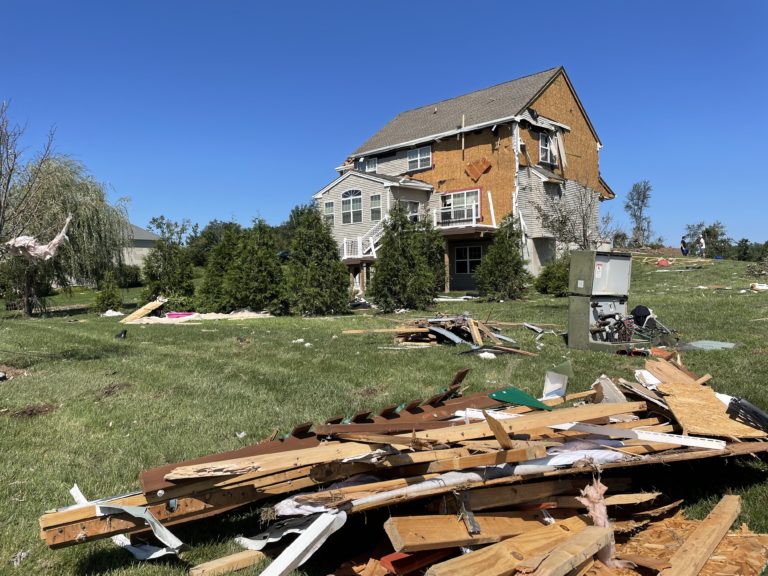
657 382 766 438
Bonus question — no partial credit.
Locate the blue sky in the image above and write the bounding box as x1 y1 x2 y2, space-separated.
5 0 767 243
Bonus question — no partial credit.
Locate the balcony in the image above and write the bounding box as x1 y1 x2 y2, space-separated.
433 203 481 228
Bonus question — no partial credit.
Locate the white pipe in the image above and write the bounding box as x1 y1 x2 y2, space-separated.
487 190 497 227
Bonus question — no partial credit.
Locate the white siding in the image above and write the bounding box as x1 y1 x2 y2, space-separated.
318 173 390 244
374 150 409 176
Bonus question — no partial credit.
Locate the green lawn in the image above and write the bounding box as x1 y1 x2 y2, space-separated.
1 256 767 575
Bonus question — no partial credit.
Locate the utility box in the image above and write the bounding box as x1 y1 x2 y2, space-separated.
567 250 632 351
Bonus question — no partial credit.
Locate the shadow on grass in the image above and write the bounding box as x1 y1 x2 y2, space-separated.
629 455 768 508
75 547 190 575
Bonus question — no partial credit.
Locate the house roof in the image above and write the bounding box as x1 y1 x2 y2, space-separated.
352 67 563 157
313 170 432 200
130 224 160 241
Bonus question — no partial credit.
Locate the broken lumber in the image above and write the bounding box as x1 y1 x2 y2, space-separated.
515 526 613 576
120 297 167 324
384 512 551 552
424 516 589 576
397 402 648 443
658 495 741 576
189 549 267 576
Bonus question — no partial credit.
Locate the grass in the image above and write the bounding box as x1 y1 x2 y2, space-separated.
1 256 767 574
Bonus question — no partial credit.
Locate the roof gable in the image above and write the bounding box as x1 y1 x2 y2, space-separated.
352 67 562 157
313 170 431 199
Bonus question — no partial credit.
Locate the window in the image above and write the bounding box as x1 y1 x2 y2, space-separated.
341 190 362 224
407 146 432 171
365 158 377 173
440 189 480 223
401 201 420 222
544 182 562 202
370 194 381 221
455 246 482 274
324 202 334 225
539 132 556 165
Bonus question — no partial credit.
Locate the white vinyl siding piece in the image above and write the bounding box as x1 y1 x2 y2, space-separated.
324 202 335 226
407 146 432 171
370 194 381 222
342 190 363 224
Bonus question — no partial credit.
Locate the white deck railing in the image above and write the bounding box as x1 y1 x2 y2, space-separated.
432 203 480 227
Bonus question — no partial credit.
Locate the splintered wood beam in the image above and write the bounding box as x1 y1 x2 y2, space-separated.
394 402 648 443
165 441 380 480
484 410 515 449
384 512 552 552
342 328 430 334
189 549 268 576
515 526 613 576
433 478 631 513
415 446 546 474
658 495 741 576
468 319 484 346
424 516 589 576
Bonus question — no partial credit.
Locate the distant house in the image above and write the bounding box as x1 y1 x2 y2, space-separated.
313 66 614 292
122 224 159 267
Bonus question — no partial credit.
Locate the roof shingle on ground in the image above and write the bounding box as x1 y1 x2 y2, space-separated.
352 67 562 156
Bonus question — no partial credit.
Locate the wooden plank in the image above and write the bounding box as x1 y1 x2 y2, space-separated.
424 516 590 576
434 478 631 513
468 319 484 346
658 495 741 576
189 550 268 576
384 512 552 552
394 402 648 443
546 492 660 509
379 549 455 575
342 327 431 334
120 298 166 324
415 446 546 474
477 321 502 345
515 526 612 576
165 442 380 480
644 359 698 385
488 345 538 357
484 411 515 449
657 382 766 438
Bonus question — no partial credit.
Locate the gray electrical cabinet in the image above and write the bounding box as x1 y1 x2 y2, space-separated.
567 251 633 351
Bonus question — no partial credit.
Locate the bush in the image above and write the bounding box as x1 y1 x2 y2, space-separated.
94 272 122 312
197 224 243 312
475 216 531 300
141 217 195 304
284 205 349 315
114 264 142 288
165 291 196 312
535 253 570 297
368 203 444 312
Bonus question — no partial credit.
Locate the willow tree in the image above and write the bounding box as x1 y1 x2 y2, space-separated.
0 157 130 314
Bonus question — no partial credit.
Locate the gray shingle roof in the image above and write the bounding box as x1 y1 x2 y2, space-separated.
352 67 562 156
130 224 160 241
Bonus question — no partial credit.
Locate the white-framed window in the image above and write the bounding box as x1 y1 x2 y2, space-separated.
400 200 420 222
539 132 556 165
544 182 562 202
455 245 482 274
440 189 480 223
407 146 432 171
365 158 377 173
341 190 362 224
370 194 381 221
323 201 334 226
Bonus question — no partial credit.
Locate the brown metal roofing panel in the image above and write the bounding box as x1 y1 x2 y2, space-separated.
352 67 561 156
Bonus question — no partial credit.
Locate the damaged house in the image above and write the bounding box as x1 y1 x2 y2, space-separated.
313 66 614 292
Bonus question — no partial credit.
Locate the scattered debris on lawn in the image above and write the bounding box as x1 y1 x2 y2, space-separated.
100 309 124 317
343 314 537 356
38 360 768 574
96 382 130 400
747 258 768 278
8 549 29 568
114 329 127 339
677 340 738 351
751 282 768 293
127 310 273 324
0 365 29 381
12 403 57 418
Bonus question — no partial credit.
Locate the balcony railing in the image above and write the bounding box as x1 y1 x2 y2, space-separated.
433 203 480 228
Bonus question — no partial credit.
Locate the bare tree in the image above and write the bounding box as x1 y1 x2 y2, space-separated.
533 183 606 250
0 101 55 248
624 180 653 246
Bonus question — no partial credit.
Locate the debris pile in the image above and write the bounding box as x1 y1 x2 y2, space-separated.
343 315 545 356
38 361 768 575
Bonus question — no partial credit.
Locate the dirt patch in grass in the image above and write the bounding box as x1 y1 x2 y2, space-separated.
0 364 29 380
11 403 57 418
361 386 381 397
96 382 130 399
